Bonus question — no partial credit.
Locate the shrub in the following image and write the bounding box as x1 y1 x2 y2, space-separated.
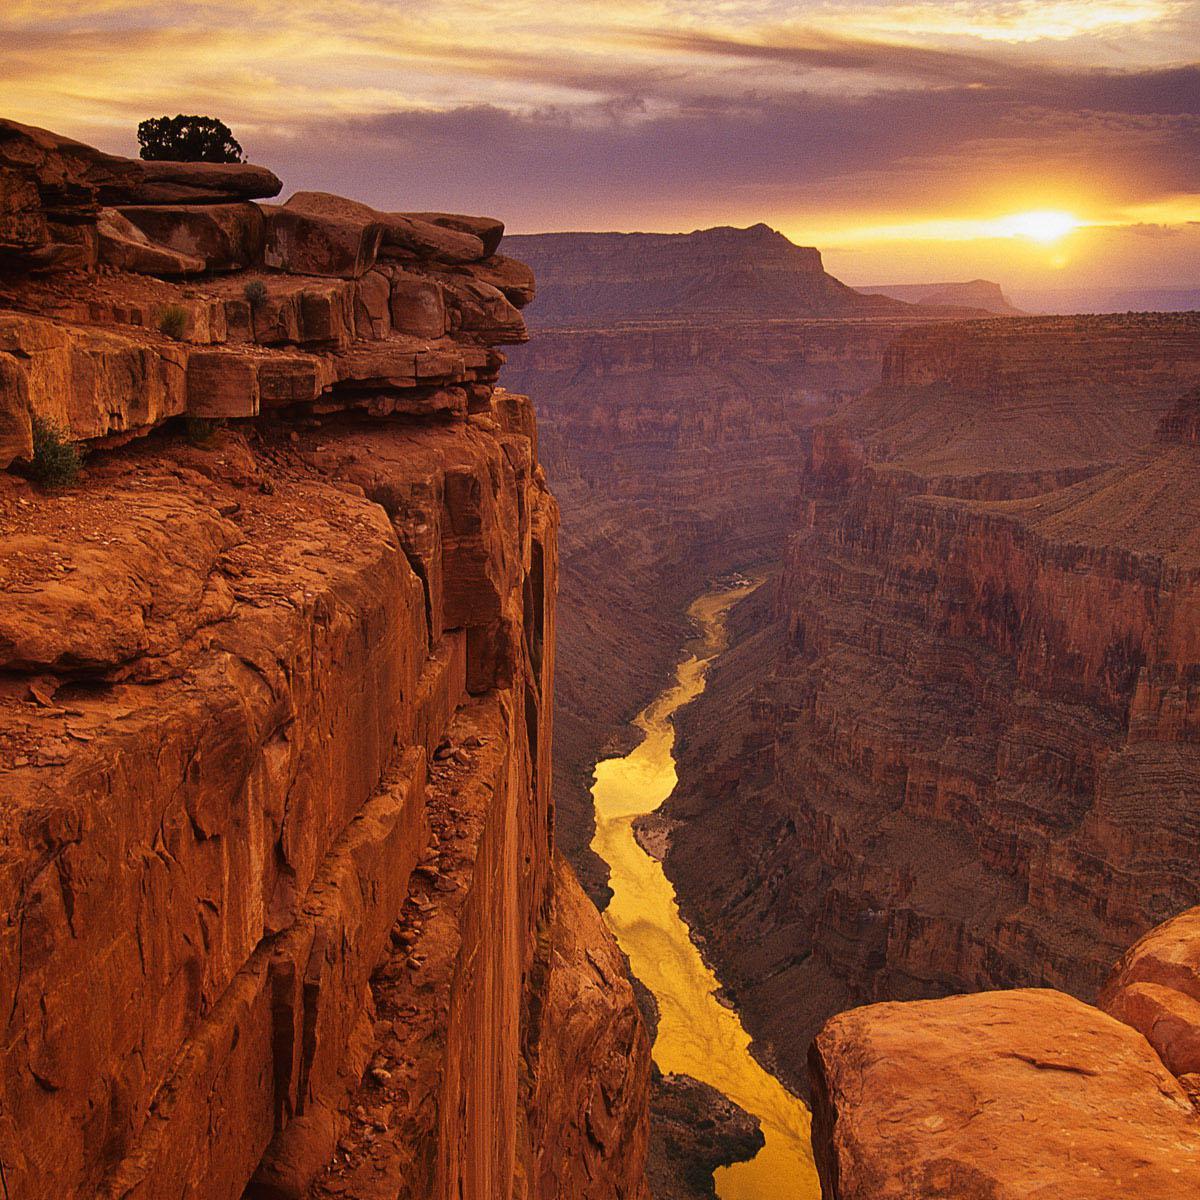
29 415 84 488
158 304 188 339
243 279 268 310
137 115 243 163
185 416 226 446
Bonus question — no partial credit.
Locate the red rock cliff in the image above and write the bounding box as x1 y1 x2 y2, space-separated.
0 120 650 1200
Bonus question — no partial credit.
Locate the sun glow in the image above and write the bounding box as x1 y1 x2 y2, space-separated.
997 209 1082 243
804 208 1088 247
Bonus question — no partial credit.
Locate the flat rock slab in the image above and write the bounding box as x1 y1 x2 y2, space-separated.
809 988 1200 1200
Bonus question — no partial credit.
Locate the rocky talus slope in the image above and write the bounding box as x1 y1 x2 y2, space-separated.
662 315 1200 1097
0 119 650 1200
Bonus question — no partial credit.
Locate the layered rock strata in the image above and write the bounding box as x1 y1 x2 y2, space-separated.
505 316 934 901
663 313 1200 1099
0 121 649 1200
504 226 987 324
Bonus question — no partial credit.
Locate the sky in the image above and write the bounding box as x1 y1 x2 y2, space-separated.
3 1 1199 299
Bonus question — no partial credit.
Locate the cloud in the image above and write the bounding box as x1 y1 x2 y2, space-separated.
0 0 1196 293
228 67 1198 232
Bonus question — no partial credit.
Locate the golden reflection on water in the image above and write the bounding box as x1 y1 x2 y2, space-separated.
590 581 819 1200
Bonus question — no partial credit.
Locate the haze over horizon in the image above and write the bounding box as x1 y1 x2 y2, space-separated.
4 0 1199 304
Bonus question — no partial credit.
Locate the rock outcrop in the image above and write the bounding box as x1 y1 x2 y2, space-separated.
809 985 1200 1199
0 122 650 1200
858 279 1022 315
810 904 1200 1196
661 312 1200 1100
504 226 927 324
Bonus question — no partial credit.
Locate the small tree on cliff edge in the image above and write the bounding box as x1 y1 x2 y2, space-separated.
137 115 243 163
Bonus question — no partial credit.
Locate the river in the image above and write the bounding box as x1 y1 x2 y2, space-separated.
589 579 819 1200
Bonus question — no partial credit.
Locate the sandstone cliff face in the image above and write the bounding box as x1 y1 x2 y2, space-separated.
662 313 1200 1098
808 904 1200 1196
0 121 649 1200
808 985 1200 1199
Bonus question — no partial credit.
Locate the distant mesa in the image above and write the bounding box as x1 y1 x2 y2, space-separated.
858 278 1023 315
506 224 945 324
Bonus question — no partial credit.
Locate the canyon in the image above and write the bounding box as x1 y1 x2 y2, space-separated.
504 230 984 906
662 312 1200 1098
0 119 650 1200
5 114 1200 1200
509 227 1200 1195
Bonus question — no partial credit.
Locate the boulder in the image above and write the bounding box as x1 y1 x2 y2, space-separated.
1104 982 1200 1078
0 314 187 457
406 212 505 256
1102 905 1200 1003
354 269 391 339
261 204 383 278
186 349 261 418
1102 905 1200 1081
119 203 265 272
809 989 1200 1200
456 254 535 307
285 193 485 264
258 354 336 408
96 209 205 276
439 277 527 345
387 270 447 338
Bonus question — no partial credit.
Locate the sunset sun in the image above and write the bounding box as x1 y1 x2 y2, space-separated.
1000 209 1083 243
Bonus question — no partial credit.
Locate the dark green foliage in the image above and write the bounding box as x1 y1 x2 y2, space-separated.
158 304 188 339
243 279 268 310
29 415 84 488
185 416 226 446
137 115 243 163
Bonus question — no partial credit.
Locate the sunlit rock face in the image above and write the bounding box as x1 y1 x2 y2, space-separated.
809 986 1200 1200
660 312 1200 1101
810 902 1200 1196
0 121 651 1200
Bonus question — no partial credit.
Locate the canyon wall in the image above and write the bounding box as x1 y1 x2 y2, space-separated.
0 119 650 1200
506 309 945 902
662 312 1200 1097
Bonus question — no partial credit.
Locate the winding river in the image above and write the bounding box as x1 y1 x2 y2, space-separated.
590 580 819 1200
